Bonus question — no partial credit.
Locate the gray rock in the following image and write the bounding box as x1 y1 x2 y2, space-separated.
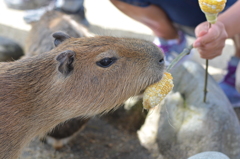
0 36 24 61
138 61 240 159
188 151 230 159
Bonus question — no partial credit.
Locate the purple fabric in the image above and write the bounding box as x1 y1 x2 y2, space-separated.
155 31 185 55
222 65 236 87
157 45 169 54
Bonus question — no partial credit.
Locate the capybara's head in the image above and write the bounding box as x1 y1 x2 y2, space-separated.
50 32 165 116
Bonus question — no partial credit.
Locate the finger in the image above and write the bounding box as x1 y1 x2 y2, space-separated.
195 22 209 37
202 35 225 52
198 45 223 59
203 40 222 51
199 46 222 58
197 30 208 38
199 49 220 59
197 25 220 45
193 31 208 47
193 38 203 48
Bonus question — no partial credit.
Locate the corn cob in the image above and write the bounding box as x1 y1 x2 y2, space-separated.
198 0 227 24
143 72 174 109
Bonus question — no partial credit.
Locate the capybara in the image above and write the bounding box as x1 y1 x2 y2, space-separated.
25 10 92 57
0 31 165 159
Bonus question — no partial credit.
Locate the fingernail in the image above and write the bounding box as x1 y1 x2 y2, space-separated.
194 42 201 47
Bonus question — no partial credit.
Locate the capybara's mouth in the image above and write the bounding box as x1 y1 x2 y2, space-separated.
138 75 163 95
139 89 145 94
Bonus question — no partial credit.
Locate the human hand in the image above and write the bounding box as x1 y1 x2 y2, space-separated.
193 21 228 59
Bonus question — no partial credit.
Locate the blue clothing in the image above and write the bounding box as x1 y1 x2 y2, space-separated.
119 0 237 27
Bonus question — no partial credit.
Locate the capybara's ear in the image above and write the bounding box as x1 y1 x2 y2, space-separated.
52 31 71 47
56 50 75 76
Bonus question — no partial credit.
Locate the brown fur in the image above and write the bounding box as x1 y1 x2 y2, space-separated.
0 35 165 159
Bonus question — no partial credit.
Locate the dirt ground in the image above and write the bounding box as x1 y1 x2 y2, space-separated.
0 0 235 159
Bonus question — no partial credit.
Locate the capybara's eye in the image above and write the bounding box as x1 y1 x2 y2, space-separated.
159 58 164 64
96 57 117 68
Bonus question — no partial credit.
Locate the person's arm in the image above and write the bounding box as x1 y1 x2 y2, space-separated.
218 0 240 38
193 1 240 59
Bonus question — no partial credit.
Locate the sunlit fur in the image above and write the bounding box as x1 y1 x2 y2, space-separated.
0 36 164 159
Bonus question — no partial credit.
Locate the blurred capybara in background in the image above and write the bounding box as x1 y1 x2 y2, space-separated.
25 10 93 57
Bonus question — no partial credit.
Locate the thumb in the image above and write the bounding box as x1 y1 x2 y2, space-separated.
194 21 209 48
195 21 209 37
193 30 207 48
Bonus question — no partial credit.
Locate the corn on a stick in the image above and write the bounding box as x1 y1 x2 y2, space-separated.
198 0 227 102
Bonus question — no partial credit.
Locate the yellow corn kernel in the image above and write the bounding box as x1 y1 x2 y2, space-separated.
199 0 226 14
143 72 174 110
198 0 227 24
